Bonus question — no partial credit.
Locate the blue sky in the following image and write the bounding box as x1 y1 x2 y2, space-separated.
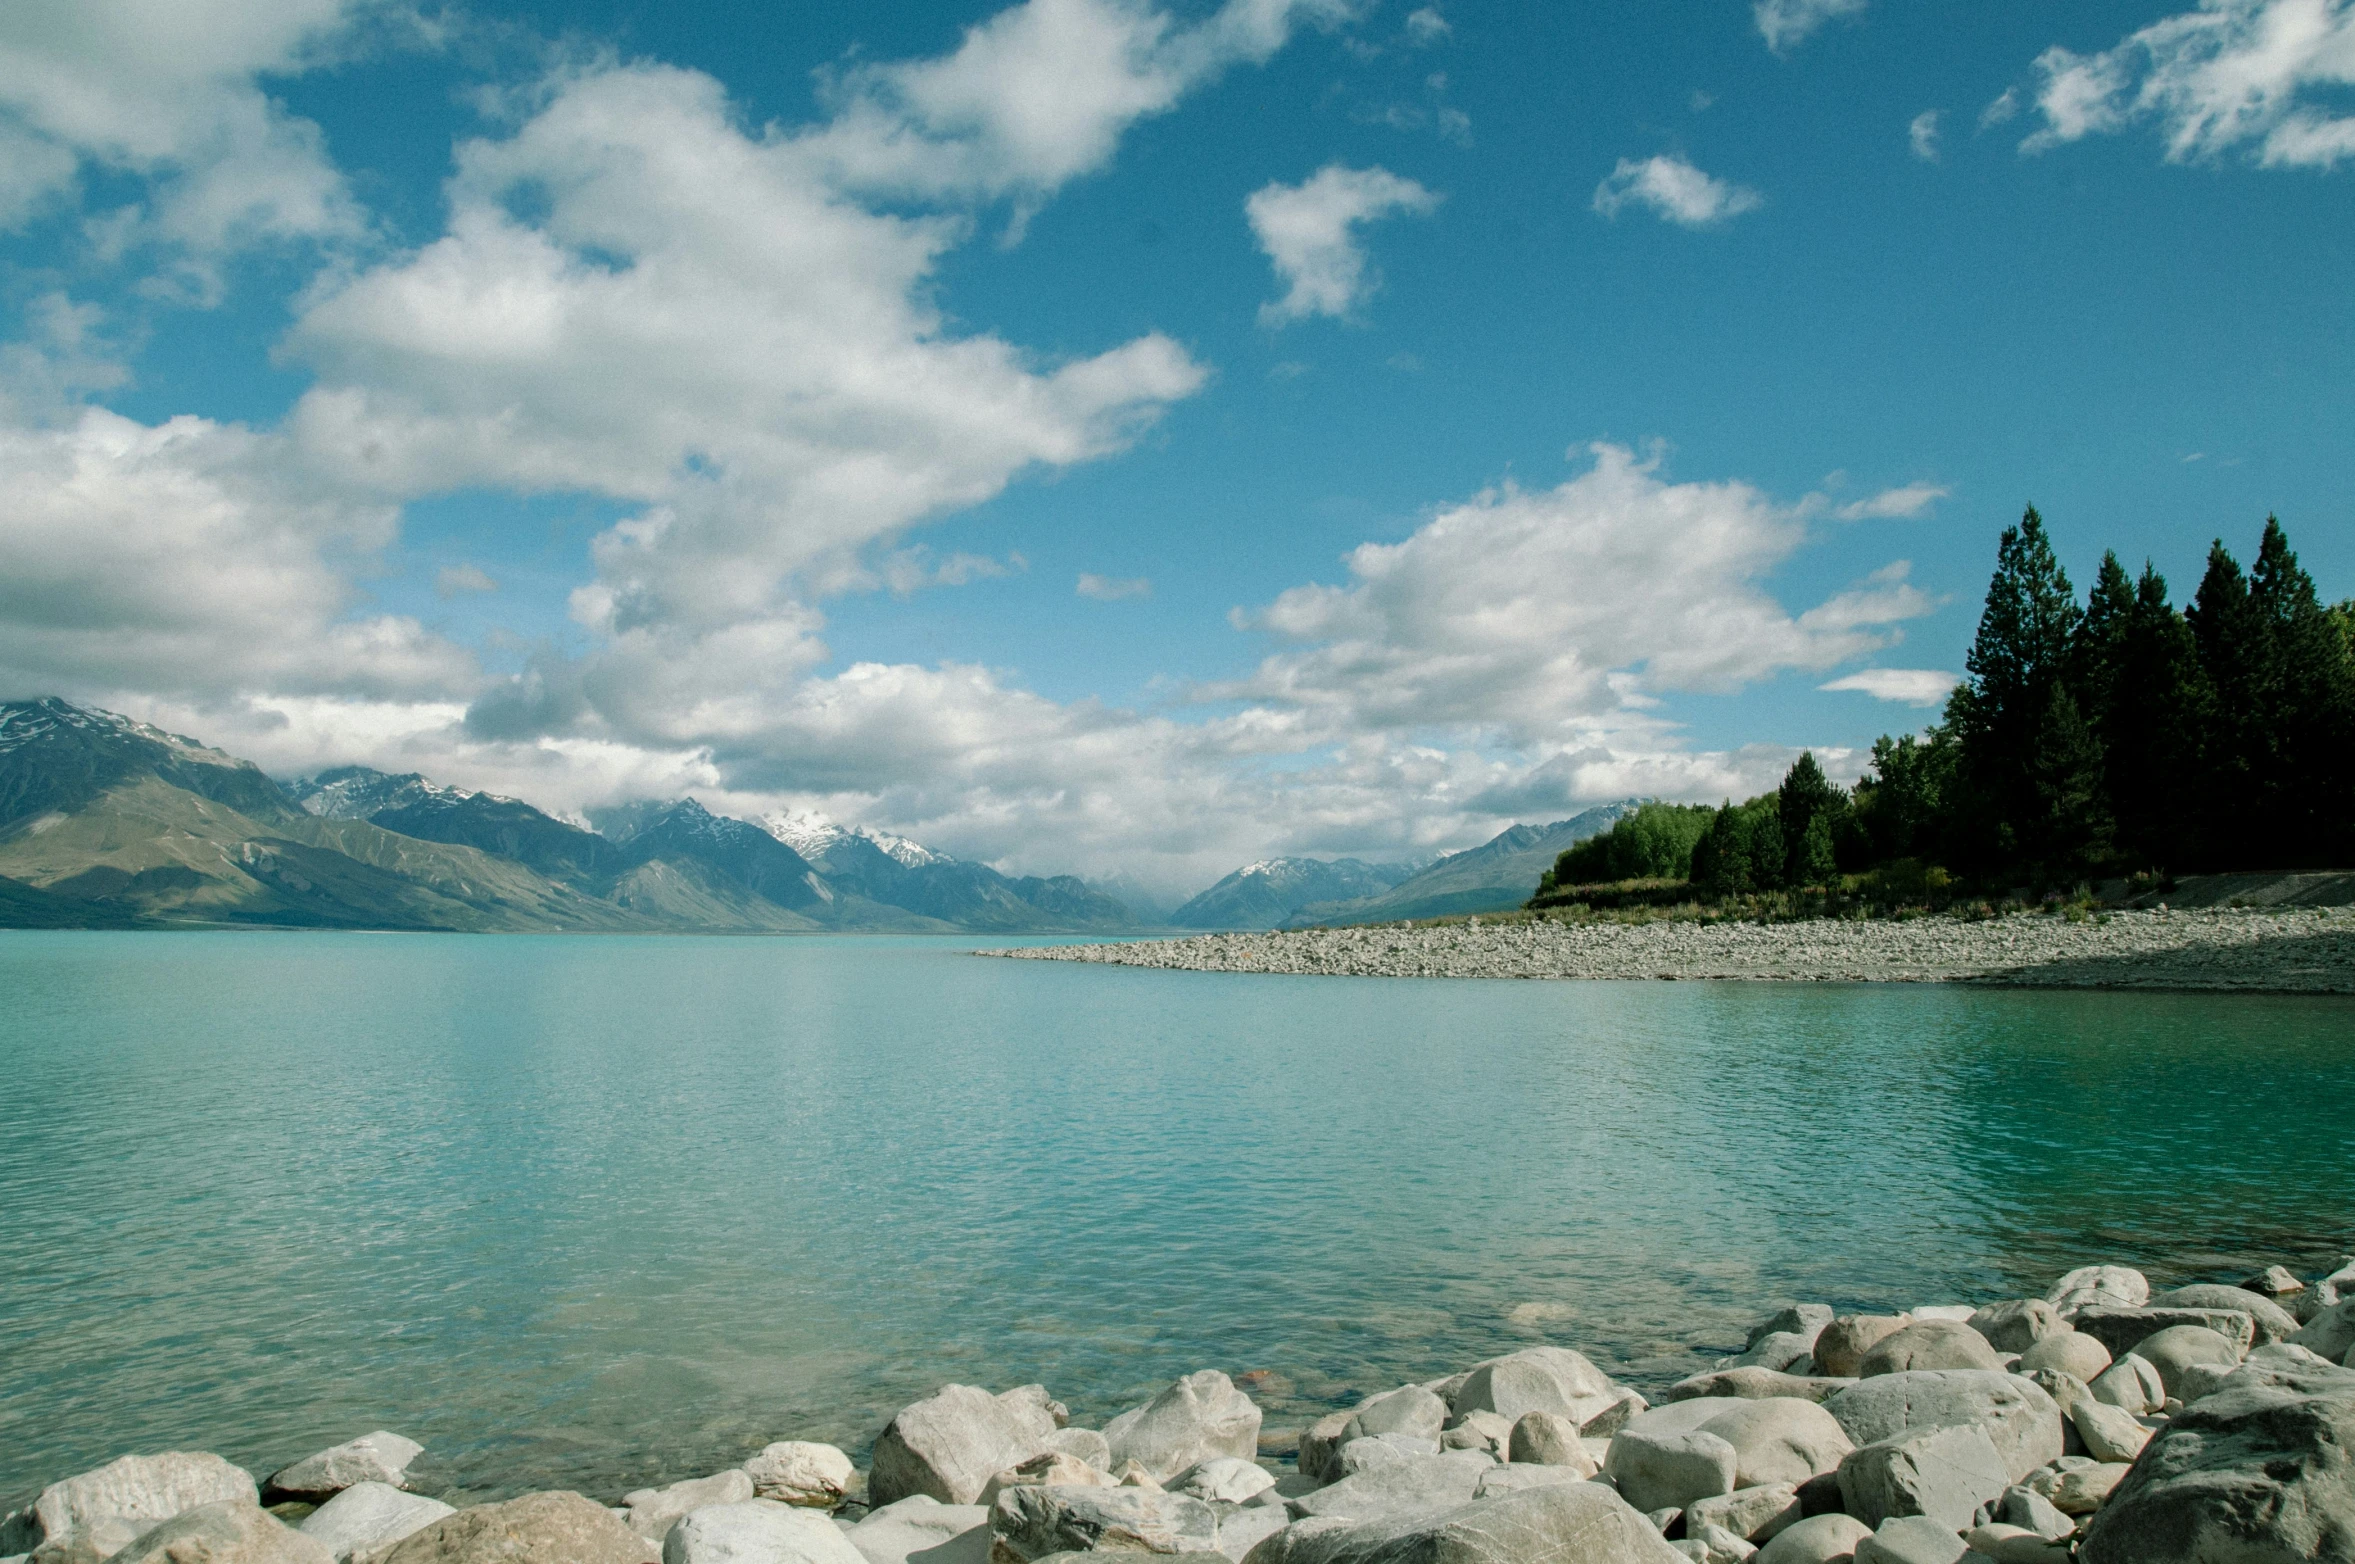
1 0 2349 893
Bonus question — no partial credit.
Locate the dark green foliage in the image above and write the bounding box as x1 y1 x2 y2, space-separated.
1545 802 1715 888
1776 752 1848 885
1691 795 1785 897
1524 509 2350 911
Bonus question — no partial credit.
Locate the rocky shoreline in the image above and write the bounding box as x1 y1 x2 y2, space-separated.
986 906 2355 993
10 1257 2355 1564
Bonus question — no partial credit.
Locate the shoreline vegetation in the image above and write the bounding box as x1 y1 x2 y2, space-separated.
1000 512 2355 992
9 1260 2355 1564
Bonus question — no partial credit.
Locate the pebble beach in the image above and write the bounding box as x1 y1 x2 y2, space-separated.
990 905 2355 993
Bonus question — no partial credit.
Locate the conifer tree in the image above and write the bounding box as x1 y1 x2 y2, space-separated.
2188 538 2275 863
1776 752 1847 885
2249 518 2355 863
2098 563 2208 869
1950 507 2082 876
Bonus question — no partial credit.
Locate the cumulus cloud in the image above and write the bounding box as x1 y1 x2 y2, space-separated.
1754 0 1868 54
1077 573 1152 600
804 0 1356 203
1207 443 1933 747
1834 482 1947 520
1592 154 1762 226
1405 7 1451 43
1820 668 1959 706
1247 164 1441 325
0 408 474 704
2019 0 2355 167
0 0 376 268
287 59 1207 695
1910 109 1942 161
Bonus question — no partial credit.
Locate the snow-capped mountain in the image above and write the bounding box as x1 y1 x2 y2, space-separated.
286 766 490 819
1169 856 1420 930
760 811 949 868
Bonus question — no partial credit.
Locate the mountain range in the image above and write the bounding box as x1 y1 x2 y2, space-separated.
0 700 1132 934
0 697 1637 935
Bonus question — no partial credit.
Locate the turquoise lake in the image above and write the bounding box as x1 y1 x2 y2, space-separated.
2 931 2350 1507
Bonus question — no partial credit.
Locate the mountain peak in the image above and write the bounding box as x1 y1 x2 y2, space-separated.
761 809 949 868
0 697 236 766
287 765 488 820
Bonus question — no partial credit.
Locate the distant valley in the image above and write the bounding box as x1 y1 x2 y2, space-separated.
0 698 1633 935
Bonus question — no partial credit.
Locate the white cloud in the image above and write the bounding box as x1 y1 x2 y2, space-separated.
1077 572 1152 600
288 61 1207 649
1405 7 1451 44
2019 0 2355 167
0 408 474 705
803 0 1355 203
1910 109 1942 161
1834 482 1947 520
1754 0 1868 54
1206 443 1932 746
0 0 376 266
1247 164 1442 325
1592 154 1763 226
1981 88 2022 128
1820 668 1958 706
435 563 498 597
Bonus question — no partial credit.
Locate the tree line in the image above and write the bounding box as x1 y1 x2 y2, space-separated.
1536 510 2355 905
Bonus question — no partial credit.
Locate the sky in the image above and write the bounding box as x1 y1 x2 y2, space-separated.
0 0 2349 897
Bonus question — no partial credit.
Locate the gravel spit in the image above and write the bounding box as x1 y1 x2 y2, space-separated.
986 905 2355 992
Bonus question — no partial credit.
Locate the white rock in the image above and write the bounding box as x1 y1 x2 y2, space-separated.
298 1484 455 1563
114 1501 332 1564
1103 1373 1263 1485
744 1444 855 1508
842 1497 989 1564
2087 1355 2165 1415
871 1387 1053 1507
2046 1267 2149 1316
15 1451 258 1558
267 1437 424 1502
2068 1401 2150 1465
663 1500 870 1564
624 1472 759 1543
1174 1460 1273 1505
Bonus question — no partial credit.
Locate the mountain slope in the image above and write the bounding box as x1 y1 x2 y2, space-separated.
289 767 626 882
1278 804 1641 927
758 812 1136 931
1171 857 1419 931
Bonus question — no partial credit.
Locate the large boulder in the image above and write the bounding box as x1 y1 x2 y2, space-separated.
7 1452 259 1560
875 1387 1057 1507
1505 1413 1590 1473
2068 1399 2151 1465
2013 1332 2109 1384
2134 1326 2243 1402
2150 1285 2301 1346
621 1473 757 1544
2290 1299 2355 1364
1822 1373 2062 1485
1733 1335 1820 1374
979 1454 1119 1509
1246 1481 1682 1564
366 1491 652 1564
1690 1402 1855 1492
987 1485 1218 1563
2078 1352 2355 1563
744 1444 855 1509
1105 1375 1263 1486
1043 1431 1112 1473
1684 1486 1802 1547
1965 1302 2064 1356
842 1497 990 1564
1664 1372 1853 1407
1754 1514 1872 1564
1285 1457 1491 1527
299 1485 456 1563
2087 1355 2165 1415
1174 1461 1273 1506
1606 1399 1850 1513
1851 1516 1968 1564
266 1438 425 1504
1603 1428 1736 1517
1855 1323 2002 1379
2071 1306 2253 1361
1340 1390 1446 1449
1448 1349 1632 1433
1836 1425 2009 1531
662 1501 868 1564
2046 1267 2148 1315
1812 1320 1910 1381
114 1502 332 1564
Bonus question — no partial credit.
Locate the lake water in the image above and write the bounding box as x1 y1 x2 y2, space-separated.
2 931 2350 1508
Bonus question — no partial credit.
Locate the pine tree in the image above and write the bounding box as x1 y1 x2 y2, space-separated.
1951 507 2082 878
2188 538 2276 866
2025 683 2113 884
2248 518 2355 864
1777 752 1848 885
2099 563 2208 870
